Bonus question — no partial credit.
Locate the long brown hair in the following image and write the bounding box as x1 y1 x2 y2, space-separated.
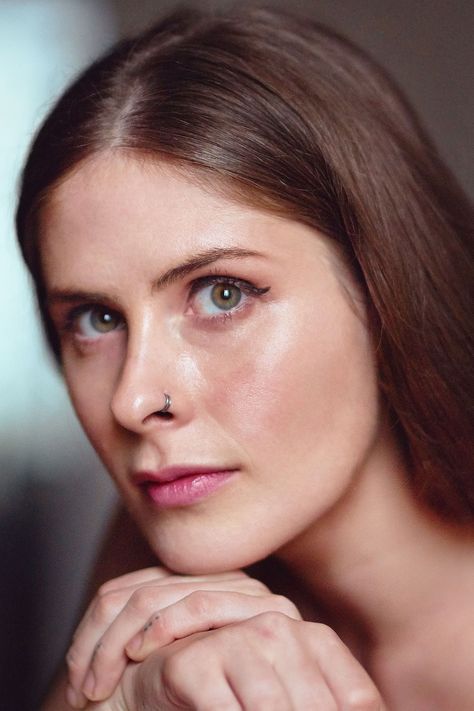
16 7 473 521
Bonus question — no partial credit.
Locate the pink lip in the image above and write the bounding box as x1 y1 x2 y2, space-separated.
133 466 238 509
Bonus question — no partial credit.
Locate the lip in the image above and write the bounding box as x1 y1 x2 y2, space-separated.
133 466 238 509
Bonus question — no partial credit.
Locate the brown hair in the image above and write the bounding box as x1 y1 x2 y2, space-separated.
16 7 473 521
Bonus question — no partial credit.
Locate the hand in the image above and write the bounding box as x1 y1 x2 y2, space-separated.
65 567 300 708
116 615 385 710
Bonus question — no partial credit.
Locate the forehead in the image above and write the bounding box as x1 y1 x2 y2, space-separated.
40 151 339 279
43 151 255 245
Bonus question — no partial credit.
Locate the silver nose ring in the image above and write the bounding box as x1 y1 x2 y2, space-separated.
158 393 171 414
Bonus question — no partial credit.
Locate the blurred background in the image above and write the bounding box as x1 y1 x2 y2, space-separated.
1 1 472 708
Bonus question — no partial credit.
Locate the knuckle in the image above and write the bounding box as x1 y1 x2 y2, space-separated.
92 589 123 623
65 646 85 688
244 578 270 594
314 622 340 645
96 580 116 597
185 590 214 617
345 687 382 710
269 594 300 617
260 610 291 627
161 652 188 687
250 610 291 638
305 622 343 657
128 587 160 615
65 645 82 674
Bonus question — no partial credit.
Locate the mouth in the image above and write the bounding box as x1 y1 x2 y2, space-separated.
132 465 239 509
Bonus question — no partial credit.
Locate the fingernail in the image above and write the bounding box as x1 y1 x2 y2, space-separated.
82 669 96 699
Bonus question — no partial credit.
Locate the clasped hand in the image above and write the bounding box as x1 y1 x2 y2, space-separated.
65 567 383 710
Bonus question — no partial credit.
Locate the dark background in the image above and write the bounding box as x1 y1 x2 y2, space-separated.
1 1 472 709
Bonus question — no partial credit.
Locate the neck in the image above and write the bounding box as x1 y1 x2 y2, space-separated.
276 425 473 655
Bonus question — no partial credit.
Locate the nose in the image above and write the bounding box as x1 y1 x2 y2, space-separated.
110 321 194 434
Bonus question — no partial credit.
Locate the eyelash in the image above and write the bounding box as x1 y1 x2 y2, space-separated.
60 303 123 338
60 273 270 337
188 273 270 322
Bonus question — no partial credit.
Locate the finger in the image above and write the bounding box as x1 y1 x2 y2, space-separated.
126 591 300 662
239 612 336 710
224 653 291 711
75 569 248 646
70 577 230 693
65 682 88 710
72 569 178 651
164 665 243 711
77 568 264 642
131 641 243 711
272 633 337 710
81 586 287 702
280 666 336 711
98 567 248 595
67 585 131 694
145 569 250 585
70 574 276 700
307 623 384 710
75 569 258 646
96 566 173 594
68 576 162 696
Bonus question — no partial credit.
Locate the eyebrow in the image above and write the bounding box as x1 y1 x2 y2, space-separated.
46 246 264 306
153 246 263 290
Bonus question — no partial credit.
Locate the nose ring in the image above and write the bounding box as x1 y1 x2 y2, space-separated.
157 393 171 414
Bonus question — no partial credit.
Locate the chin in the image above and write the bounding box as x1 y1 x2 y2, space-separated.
144 523 273 576
158 543 266 576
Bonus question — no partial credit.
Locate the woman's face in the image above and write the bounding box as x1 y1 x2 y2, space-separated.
41 152 383 573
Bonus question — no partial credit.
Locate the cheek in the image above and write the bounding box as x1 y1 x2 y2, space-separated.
204 301 380 468
62 346 123 458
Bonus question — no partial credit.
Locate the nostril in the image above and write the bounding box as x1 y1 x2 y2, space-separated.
155 410 173 420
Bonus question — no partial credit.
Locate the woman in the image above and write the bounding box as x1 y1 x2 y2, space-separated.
16 7 473 710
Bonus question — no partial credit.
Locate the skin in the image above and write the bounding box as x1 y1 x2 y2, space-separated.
42 150 384 576
40 151 474 710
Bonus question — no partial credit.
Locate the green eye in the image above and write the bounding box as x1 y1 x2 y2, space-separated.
190 275 270 320
76 307 124 339
210 284 242 311
90 308 121 332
